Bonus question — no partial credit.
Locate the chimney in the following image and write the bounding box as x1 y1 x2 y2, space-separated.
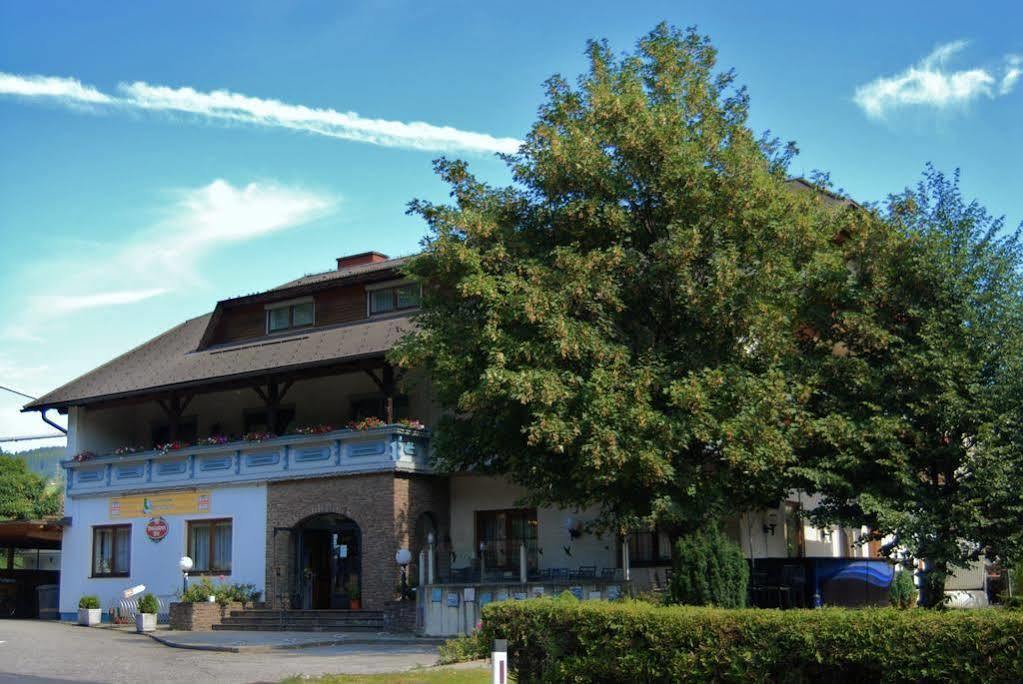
336 251 389 270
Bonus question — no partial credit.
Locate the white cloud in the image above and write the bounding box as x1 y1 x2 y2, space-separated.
4 179 336 339
1001 55 1022 95
31 289 168 316
854 41 1020 119
0 71 521 154
0 72 111 104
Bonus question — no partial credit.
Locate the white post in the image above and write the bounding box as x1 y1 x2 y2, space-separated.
519 543 527 584
622 536 631 582
492 638 508 684
419 550 426 588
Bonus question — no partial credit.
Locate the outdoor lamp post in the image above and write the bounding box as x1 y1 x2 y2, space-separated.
179 555 193 595
396 548 412 600
426 531 436 585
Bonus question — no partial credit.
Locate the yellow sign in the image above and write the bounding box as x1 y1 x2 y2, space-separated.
109 491 211 519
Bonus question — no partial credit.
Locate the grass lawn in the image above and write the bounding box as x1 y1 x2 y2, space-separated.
280 666 490 684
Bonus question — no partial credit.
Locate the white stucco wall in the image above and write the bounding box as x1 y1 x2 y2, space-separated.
449 475 617 573
59 483 267 618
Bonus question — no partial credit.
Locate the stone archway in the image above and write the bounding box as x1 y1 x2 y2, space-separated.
265 474 398 610
293 513 362 609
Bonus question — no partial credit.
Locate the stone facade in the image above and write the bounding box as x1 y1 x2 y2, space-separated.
168 601 243 631
382 599 417 632
265 472 448 611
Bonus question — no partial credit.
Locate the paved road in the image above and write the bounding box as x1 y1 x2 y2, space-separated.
0 620 441 683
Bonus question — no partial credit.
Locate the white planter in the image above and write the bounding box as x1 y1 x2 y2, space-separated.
136 612 156 633
77 608 102 626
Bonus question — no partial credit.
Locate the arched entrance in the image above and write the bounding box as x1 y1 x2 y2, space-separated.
295 513 361 609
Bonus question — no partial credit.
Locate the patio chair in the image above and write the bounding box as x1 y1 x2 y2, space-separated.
577 566 597 579
599 568 616 580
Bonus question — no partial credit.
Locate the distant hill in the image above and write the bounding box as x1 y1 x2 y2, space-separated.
1 445 66 484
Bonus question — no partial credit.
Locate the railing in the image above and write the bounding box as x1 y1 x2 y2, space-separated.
63 425 430 495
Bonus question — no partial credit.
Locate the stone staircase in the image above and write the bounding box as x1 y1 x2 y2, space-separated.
213 608 385 632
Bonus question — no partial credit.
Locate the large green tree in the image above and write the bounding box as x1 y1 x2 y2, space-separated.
795 167 1023 606
393 25 840 539
0 453 61 520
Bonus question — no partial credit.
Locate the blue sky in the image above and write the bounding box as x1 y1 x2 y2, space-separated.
1 1 1021 448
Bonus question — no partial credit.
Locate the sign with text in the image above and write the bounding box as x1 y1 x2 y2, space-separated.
109 491 211 519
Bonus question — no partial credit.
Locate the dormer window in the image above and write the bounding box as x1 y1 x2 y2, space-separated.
266 298 315 333
367 281 420 315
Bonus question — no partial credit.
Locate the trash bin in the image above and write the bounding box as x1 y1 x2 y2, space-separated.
36 584 59 620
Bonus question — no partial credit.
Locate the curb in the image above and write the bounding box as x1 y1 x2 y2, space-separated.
141 631 447 653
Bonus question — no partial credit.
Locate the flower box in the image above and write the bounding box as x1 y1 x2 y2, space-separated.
136 612 156 633
77 607 102 626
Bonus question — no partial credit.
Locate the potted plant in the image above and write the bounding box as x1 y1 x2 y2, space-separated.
136 593 158 633
346 577 362 610
77 595 101 626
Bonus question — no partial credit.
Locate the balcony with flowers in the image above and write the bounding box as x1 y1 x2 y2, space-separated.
64 417 430 495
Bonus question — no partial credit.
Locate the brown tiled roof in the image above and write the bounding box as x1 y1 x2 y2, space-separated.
23 313 414 411
271 255 414 292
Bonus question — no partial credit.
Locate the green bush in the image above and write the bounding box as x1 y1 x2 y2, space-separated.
668 525 748 608
438 631 489 664
179 577 261 605
78 595 100 610
480 599 1023 683
137 593 159 615
889 568 918 609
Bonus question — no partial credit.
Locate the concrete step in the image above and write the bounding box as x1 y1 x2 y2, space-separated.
229 609 382 619
212 623 384 632
219 618 383 628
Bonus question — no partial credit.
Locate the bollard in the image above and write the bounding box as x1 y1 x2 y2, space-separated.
492 638 508 684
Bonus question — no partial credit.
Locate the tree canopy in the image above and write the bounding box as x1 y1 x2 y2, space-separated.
393 24 840 536
795 167 1023 605
394 25 1023 603
0 453 62 521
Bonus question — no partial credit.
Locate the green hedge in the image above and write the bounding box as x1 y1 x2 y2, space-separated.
480 597 1023 683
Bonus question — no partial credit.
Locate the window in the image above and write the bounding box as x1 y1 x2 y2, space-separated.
350 394 409 422
187 519 233 573
627 528 673 567
151 416 197 446
368 283 420 315
92 525 131 577
243 407 295 434
475 508 538 571
783 501 805 558
266 300 315 333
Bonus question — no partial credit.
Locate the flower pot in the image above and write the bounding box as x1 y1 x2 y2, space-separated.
136 612 157 633
78 608 102 626
349 598 362 610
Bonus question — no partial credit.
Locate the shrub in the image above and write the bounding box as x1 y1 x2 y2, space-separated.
889 568 918 609
179 577 260 605
438 630 489 664
180 577 216 603
480 599 1023 683
78 595 100 610
137 593 159 615
668 525 748 608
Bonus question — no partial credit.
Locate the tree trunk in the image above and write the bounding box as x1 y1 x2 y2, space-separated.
918 559 948 608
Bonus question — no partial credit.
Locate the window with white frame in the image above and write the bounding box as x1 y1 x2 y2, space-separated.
266 299 315 333
368 282 420 315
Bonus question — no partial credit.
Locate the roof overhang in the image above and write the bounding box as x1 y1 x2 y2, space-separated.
0 519 63 547
22 350 392 413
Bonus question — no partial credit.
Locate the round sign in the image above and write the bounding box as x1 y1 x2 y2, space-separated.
146 516 168 543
